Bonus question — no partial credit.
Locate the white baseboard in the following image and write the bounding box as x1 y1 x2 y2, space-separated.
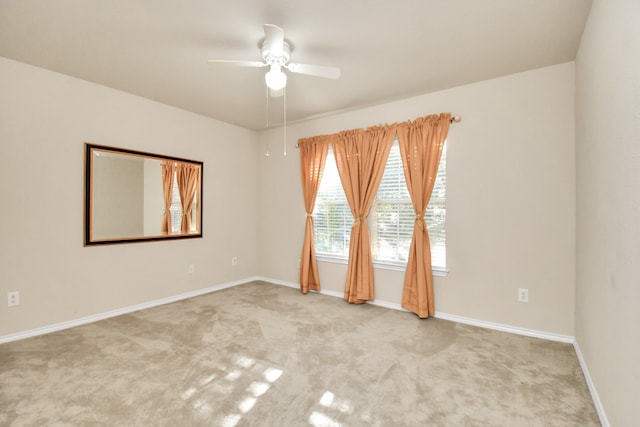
573 340 610 427
0 276 260 345
256 276 574 343
433 312 575 343
256 276 348 299
1 275 577 346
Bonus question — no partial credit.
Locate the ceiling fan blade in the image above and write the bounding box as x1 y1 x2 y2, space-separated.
207 60 266 68
263 24 284 58
286 63 341 79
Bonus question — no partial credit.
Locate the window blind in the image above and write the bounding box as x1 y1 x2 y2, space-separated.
313 139 447 270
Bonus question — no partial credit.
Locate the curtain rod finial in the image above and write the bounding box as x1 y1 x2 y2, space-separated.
451 115 462 123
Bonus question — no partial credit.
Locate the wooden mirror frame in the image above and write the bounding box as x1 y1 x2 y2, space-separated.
84 143 203 246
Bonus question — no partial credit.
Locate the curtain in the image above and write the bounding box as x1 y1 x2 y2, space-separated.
298 136 330 293
397 113 451 318
176 162 200 233
333 124 396 303
161 161 175 234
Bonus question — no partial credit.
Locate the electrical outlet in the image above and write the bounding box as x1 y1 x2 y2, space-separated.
8 291 19 307
231 257 238 266
518 288 529 303
188 264 195 274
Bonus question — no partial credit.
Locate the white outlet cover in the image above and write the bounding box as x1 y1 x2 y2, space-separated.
8 291 20 307
518 288 529 303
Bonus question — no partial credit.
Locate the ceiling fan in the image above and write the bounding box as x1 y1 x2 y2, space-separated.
207 24 341 96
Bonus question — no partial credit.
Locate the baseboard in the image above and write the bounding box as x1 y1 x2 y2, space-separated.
433 312 575 343
255 276 405 308
3 275 577 347
0 276 260 345
573 340 610 427
256 276 574 343
256 276 346 299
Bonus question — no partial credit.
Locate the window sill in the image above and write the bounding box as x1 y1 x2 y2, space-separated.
316 255 448 277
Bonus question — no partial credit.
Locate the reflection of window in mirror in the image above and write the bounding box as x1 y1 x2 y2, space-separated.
85 143 203 245
169 171 198 234
170 174 181 233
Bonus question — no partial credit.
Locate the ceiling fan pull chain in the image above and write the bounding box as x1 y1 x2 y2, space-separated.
265 86 270 157
283 86 287 156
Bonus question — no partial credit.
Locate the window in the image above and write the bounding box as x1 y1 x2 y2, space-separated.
313 139 446 271
313 155 351 256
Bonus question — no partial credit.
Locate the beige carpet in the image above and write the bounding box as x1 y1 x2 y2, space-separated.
0 281 599 426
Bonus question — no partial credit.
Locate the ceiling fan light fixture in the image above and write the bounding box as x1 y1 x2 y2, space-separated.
265 65 287 90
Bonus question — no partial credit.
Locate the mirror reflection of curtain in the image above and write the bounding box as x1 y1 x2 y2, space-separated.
176 163 200 233
397 113 450 318
161 161 175 234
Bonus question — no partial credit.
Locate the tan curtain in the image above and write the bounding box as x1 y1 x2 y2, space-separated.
397 113 451 318
298 136 330 293
161 161 175 234
333 124 396 303
176 162 200 233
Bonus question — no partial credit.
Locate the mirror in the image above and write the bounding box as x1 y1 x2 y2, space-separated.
84 143 203 245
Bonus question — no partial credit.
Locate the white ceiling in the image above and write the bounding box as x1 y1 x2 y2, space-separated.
0 0 592 130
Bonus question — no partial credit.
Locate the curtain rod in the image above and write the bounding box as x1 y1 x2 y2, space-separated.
295 115 461 148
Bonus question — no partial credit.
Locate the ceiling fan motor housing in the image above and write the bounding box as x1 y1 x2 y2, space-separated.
262 40 291 66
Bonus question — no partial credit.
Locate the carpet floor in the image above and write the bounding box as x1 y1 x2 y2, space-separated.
0 281 600 426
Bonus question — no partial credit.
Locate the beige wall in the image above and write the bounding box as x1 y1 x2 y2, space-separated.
575 0 640 425
0 57 259 336
257 62 576 336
